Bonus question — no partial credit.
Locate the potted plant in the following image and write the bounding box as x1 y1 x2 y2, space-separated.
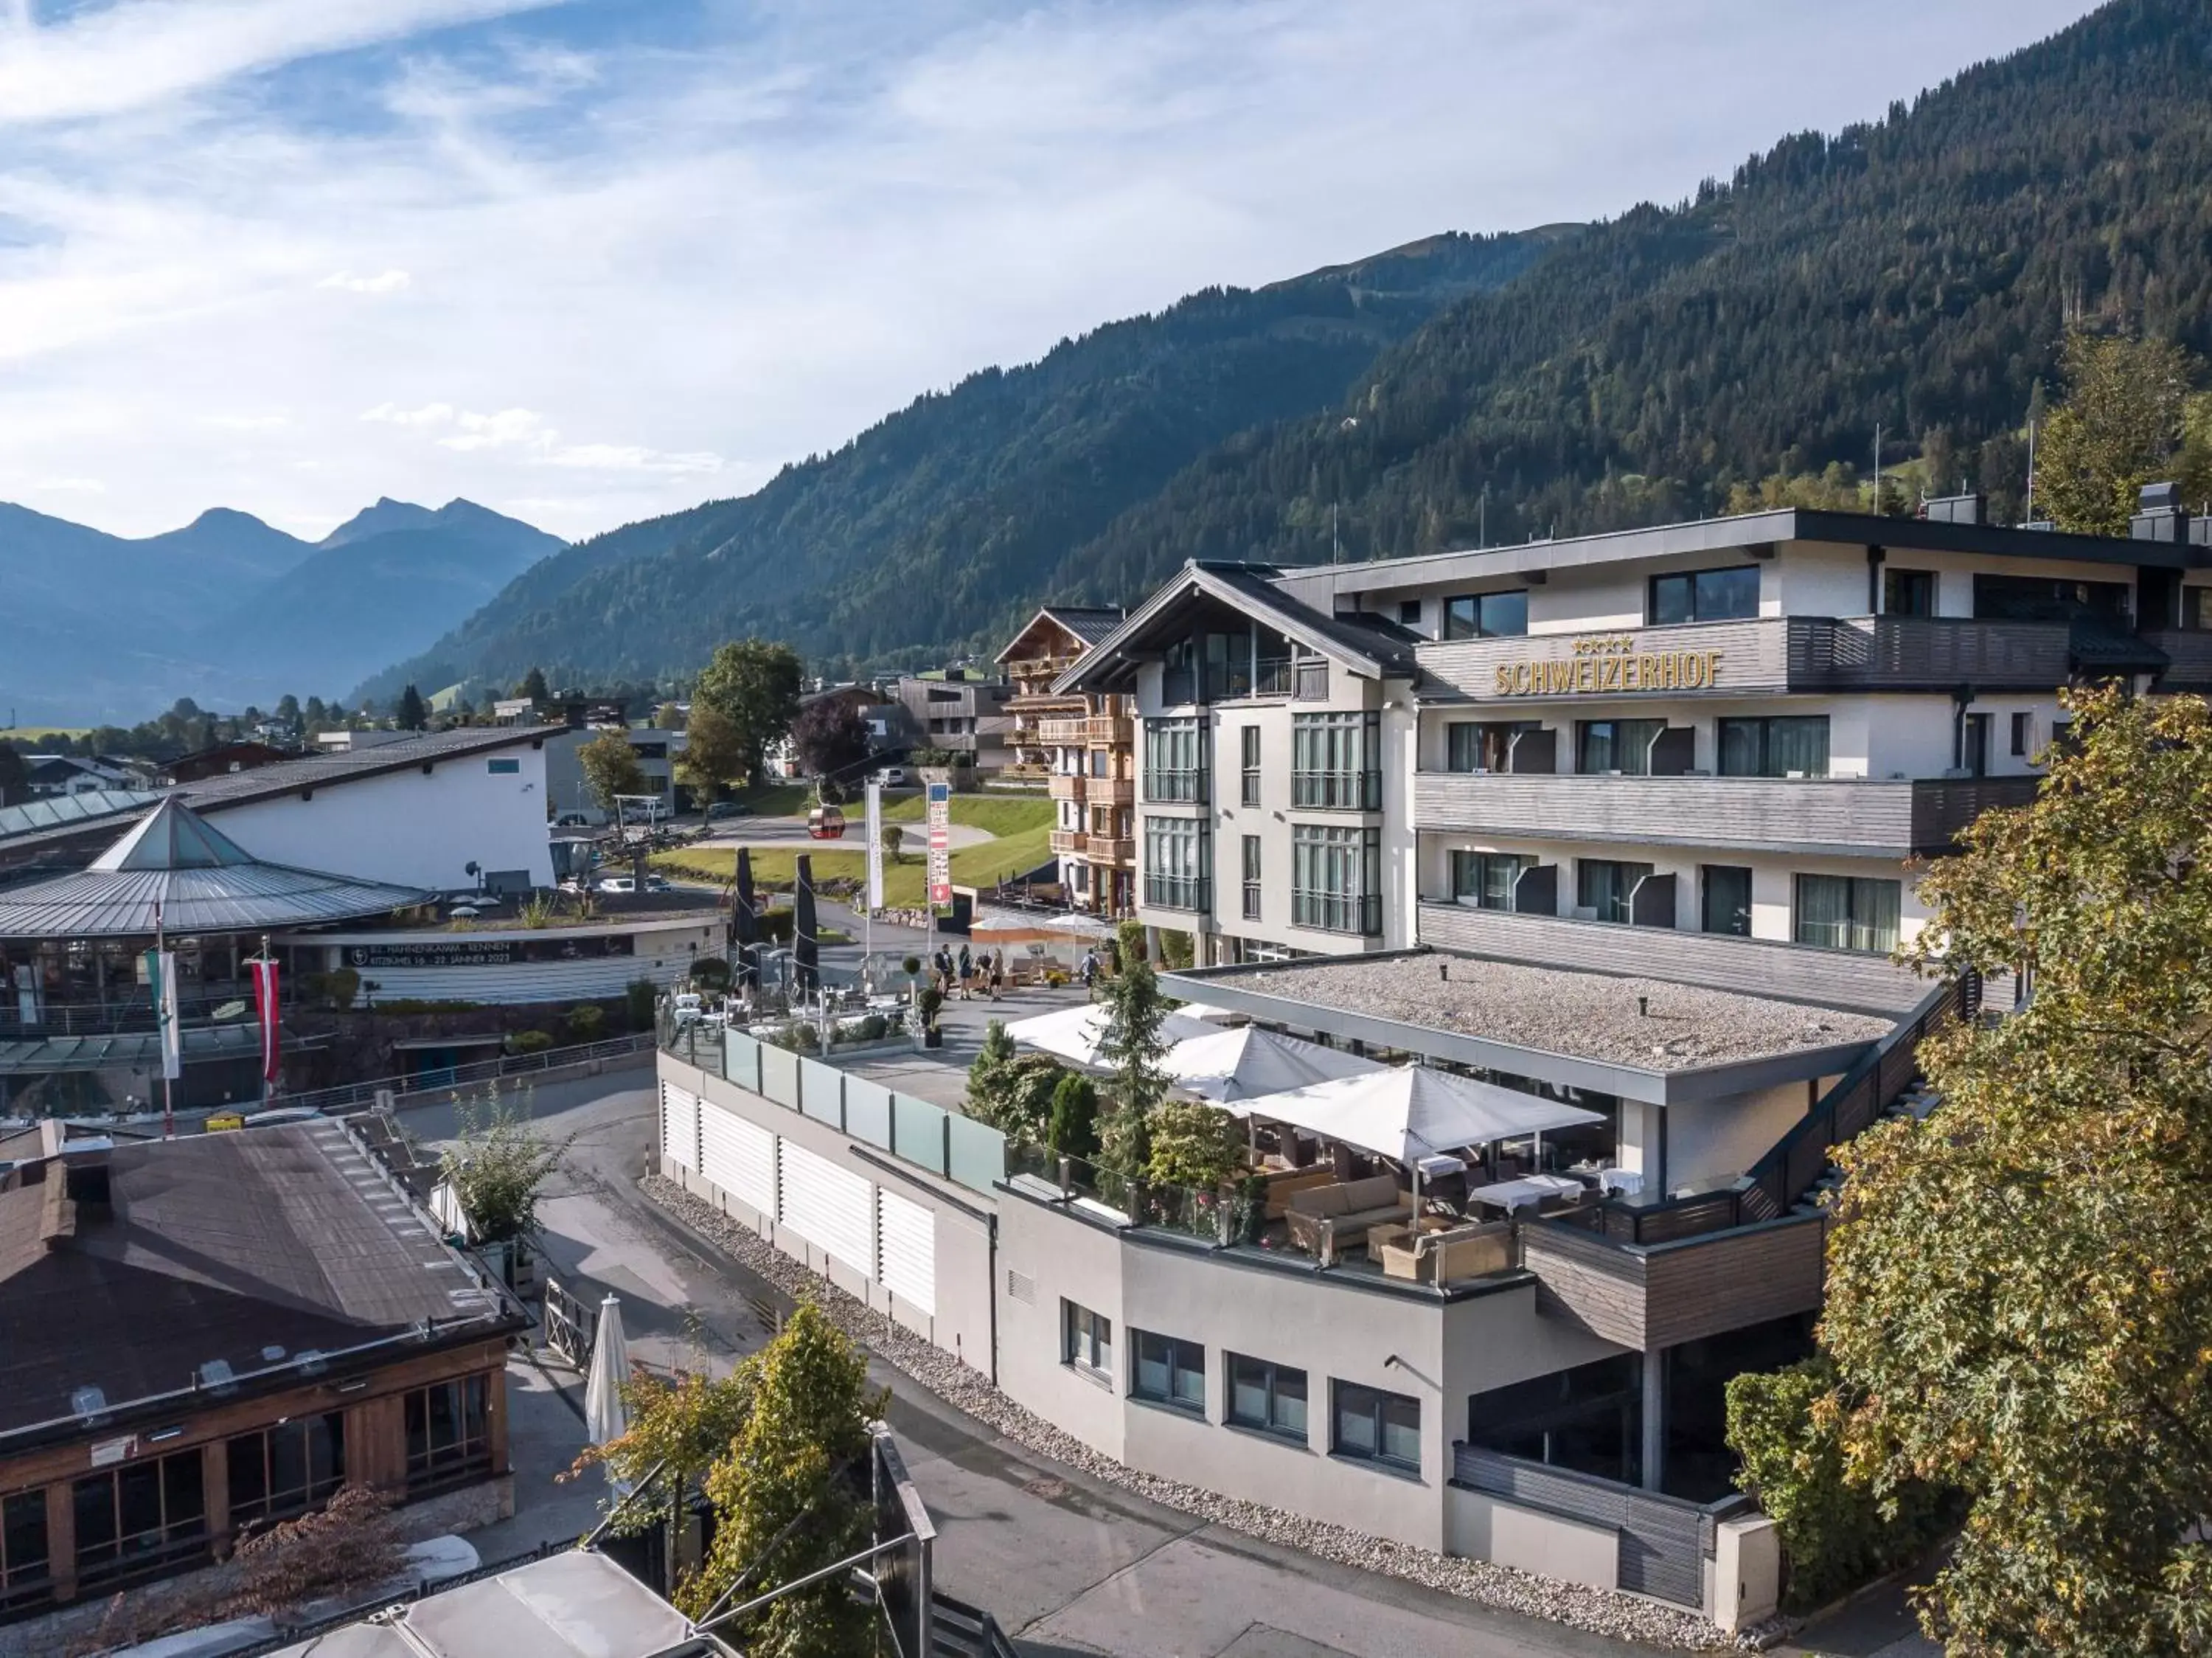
917 984 946 1050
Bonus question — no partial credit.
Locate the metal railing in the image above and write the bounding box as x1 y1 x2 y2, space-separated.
1290 890 1382 936
1142 874 1210 912
1290 768 1383 811
282 1032 657 1115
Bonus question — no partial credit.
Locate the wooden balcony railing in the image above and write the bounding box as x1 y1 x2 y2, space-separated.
1046 774 1087 802
1048 830 1088 856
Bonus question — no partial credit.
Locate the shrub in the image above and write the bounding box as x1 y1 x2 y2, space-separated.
365 998 479 1016
1725 1356 1949 1612
563 1004 608 1042
901 954 922 978
507 1030 555 1055
1157 929 1194 971
1145 1097 1243 1192
319 966 360 1010
849 1013 891 1043
917 985 945 1030
625 977 658 1032
1047 1074 1100 1163
690 955 733 991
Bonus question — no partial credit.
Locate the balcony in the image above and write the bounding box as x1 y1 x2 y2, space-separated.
1414 901 1930 1013
1517 1210 1829 1351
1142 874 1210 912
1413 770 2039 858
1292 768 1385 812
1086 776 1135 807
1037 717 1092 745
2144 627 2212 691
1085 714 1133 746
1086 835 1135 865
1417 615 2073 703
1048 829 1089 857
1047 773 1087 803
1142 769 1208 805
1290 891 1383 936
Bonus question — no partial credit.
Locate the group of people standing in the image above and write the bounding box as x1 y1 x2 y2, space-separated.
929 943 1006 1001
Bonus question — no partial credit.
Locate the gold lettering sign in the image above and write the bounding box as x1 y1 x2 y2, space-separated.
1490 635 1723 697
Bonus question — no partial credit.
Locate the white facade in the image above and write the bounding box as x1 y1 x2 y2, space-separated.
280 913 719 1004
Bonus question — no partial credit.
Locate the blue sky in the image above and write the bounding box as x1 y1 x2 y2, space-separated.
0 0 2101 542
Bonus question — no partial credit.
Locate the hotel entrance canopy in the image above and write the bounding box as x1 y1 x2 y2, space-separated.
0 798 433 940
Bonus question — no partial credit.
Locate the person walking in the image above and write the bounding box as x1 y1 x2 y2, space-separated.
1079 947 1098 998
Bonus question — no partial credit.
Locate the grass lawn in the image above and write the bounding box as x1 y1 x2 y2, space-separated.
727 782 814 816
652 813 1056 906
880 791 1053 835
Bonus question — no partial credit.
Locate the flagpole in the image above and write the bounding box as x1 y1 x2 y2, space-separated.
155 901 173 1141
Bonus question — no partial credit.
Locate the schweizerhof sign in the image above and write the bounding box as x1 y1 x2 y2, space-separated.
1493 634 1725 696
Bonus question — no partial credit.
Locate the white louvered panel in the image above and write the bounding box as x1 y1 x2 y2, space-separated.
699 1102 775 1215
776 1142 872 1275
660 1081 699 1170
876 1190 936 1316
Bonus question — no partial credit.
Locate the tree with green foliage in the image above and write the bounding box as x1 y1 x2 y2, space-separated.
790 696 872 794
394 684 428 731
440 1086 572 1244
1144 1097 1242 1194
964 1020 1066 1142
2036 332 2211 535
515 666 552 705
677 699 747 797
686 1303 886 1657
1725 1356 1945 1613
578 729 648 811
879 819 905 867
1047 1074 1100 1164
1096 919 1172 1186
693 639 803 788
1818 687 2212 1655
653 700 685 731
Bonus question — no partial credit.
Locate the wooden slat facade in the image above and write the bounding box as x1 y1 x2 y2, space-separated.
1413 772 2037 856
1519 1215 1827 1351
1413 901 1927 1013
2145 627 2212 691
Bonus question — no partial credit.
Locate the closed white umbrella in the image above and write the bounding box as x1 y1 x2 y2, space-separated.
1228 1066 1605 1157
1003 1002 1225 1069
584 1294 631 1462
1164 1025 1384 1104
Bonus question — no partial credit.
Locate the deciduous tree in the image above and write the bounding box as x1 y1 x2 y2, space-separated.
694 639 803 787
1820 687 2212 1654
790 697 872 796
2036 332 2209 535
578 729 648 811
440 1085 572 1244
678 701 746 797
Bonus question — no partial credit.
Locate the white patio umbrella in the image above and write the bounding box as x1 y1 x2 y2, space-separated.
1003 1001 1225 1069
584 1294 632 1479
1163 1024 1384 1104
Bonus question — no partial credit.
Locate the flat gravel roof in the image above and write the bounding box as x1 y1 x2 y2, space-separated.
1197 954 1895 1071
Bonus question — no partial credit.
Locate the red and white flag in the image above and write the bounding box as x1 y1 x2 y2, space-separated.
250 958 281 1088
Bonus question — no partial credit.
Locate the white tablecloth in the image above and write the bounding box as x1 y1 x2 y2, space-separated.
1466 1173 1586 1213
1598 1168 1645 1196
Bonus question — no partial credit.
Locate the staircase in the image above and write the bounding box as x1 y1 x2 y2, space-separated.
1790 1082 1942 1217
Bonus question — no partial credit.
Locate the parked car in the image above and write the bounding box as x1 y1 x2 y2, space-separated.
554 812 593 828
872 766 911 788
706 801 750 820
596 875 636 894
644 875 672 892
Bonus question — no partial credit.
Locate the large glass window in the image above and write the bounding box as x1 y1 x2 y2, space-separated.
1465 1354 1641 1483
1441 590 1528 639
1227 1354 1309 1441
1291 712 1382 810
1882 568 1936 617
72 1450 206 1589
1577 859 1654 926
1576 718 1664 776
405 1376 493 1495
1241 835 1262 921
1648 565 1761 625
1332 1381 1421 1472
1293 825 1382 934
1063 1300 1113 1382
1701 865 1752 937
227 1412 346 1532
1143 816 1210 912
1973 573 2132 624
1717 716 1830 778
1 1489 49 1612
1447 720 1540 774
1452 850 1527 911
1143 718 1207 802
1239 726 1261 807
1132 1332 1207 1413
1794 875 1902 954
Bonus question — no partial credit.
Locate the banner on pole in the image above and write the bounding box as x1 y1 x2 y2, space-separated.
925 779 952 906
143 948 181 1081
250 958 282 1086
864 781 885 912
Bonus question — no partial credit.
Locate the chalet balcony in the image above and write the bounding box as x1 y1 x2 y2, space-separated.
1084 714 1133 746
1086 776 1135 807
1085 834 1135 865
1413 770 2039 858
1048 829 1088 856
1037 716 1092 745
1047 774 1087 803
1416 615 2073 704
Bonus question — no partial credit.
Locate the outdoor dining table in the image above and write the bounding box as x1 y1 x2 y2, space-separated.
1465 1173 1587 1215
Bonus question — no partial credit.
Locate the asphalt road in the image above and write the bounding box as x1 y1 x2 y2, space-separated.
397 1072 1705 1658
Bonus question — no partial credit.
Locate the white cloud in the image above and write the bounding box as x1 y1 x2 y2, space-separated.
30 475 106 493
0 0 2104 546
318 268 411 294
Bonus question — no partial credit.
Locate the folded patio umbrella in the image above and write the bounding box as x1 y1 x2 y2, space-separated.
793 854 820 995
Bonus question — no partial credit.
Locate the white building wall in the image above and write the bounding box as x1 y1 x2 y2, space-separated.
205 745 552 892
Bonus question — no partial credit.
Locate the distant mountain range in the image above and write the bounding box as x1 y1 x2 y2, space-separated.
0 498 562 725
353 0 2211 701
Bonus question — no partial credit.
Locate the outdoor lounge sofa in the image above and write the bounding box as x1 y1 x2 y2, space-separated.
1379 1219 1514 1285
1284 1173 1411 1259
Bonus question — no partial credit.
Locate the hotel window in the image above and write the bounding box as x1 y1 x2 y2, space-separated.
1464 1354 1641 1485
1576 718 1664 776
486 757 521 775
1882 568 1936 617
72 1449 207 1589
1291 711 1382 809
1717 715 1830 778
1794 874 1902 954
1143 817 1210 912
405 1375 493 1496
1239 726 1262 806
1452 850 1526 911
1399 598 1422 627
227 1412 346 1531
1293 825 1382 935
2190 589 2212 630
1332 1381 1421 1472
1064 1300 1113 1383
1576 859 1654 926
1441 590 1527 639
1143 718 1208 802
1242 836 1262 920
1228 1354 1309 1441
1132 1332 1207 1413
1 1489 49 1612
2011 712 2034 757
1447 719 1544 774
1702 865 1752 937
1961 712 1992 777
1973 572 2132 624
1647 565 1760 625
